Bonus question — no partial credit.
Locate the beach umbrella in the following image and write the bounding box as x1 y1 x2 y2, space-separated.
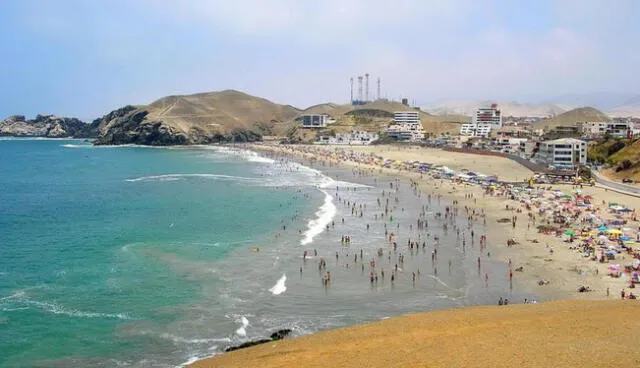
608 264 620 271
607 229 623 235
564 230 575 236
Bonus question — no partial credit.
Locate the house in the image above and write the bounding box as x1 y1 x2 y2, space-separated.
536 138 587 169
460 123 492 137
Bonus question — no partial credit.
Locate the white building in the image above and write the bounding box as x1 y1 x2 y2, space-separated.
393 111 420 125
472 104 502 128
460 123 492 137
387 111 425 141
582 119 633 138
536 138 587 169
315 131 378 145
300 114 334 128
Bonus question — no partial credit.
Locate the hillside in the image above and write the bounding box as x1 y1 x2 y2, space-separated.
189 300 640 368
424 101 566 118
532 107 611 130
587 137 640 181
94 90 300 145
294 101 465 140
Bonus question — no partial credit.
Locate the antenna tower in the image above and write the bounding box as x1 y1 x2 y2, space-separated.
350 77 354 103
377 77 381 100
365 73 370 102
357 76 363 103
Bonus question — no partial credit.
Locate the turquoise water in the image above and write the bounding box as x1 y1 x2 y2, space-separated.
0 139 316 367
0 139 533 367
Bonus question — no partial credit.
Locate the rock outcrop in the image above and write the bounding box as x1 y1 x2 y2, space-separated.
0 114 97 138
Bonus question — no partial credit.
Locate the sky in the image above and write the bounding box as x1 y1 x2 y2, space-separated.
1 0 639 120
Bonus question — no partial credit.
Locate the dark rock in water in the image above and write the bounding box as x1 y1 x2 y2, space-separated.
224 329 293 353
224 339 272 353
270 329 292 340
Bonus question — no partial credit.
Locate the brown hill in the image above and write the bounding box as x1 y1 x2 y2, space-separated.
94 90 300 145
146 89 300 135
190 300 640 368
532 107 611 130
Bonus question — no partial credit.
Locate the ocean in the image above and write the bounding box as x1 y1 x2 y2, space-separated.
0 139 528 367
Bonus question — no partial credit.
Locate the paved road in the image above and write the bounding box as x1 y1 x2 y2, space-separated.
591 171 640 196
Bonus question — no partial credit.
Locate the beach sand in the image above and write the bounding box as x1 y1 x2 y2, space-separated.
247 144 635 299
190 300 640 368
188 143 639 367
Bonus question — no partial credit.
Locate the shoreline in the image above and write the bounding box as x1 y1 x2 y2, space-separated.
246 144 633 301
187 143 639 367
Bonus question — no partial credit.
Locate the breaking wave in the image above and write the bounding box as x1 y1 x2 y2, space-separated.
125 173 258 183
269 274 287 295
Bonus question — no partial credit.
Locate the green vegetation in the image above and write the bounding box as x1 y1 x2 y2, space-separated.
587 137 629 164
344 109 394 118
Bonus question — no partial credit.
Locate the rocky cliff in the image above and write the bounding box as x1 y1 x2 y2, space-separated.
0 114 98 138
93 90 299 146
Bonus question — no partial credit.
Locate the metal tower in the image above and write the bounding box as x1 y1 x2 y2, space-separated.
357 76 363 103
365 73 370 102
350 77 354 103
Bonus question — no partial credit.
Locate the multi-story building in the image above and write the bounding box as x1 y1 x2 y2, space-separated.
393 111 420 125
300 114 334 128
460 104 503 137
472 104 502 128
536 138 587 169
460 123 492 137
582 119 633 138
387 111 425 141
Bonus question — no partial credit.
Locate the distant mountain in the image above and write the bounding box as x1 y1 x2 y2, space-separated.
424 101 565 118
544 92 637 112
531 107 611 130
608 95 640 117
94 90 300 145
0 114 97 138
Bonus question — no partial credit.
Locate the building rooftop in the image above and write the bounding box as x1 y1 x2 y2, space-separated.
543 138 586 144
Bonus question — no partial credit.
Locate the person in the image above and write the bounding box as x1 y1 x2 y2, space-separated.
498 297 504 306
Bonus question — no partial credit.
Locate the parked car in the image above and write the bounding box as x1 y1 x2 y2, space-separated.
622 178 633 183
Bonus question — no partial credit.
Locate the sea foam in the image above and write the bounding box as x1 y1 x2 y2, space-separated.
269 274 287 295
235 316 250 337
125 173 257 183
300 189 336 246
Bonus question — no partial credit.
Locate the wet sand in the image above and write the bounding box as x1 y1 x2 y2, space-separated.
186 143 639 367
190 300 640 368
247 144 634 300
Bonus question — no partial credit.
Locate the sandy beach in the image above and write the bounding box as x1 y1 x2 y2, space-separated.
190 300 640 368
246 144 639 300
189 143 640 367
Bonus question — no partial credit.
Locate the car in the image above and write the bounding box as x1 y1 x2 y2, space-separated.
622 178 633 183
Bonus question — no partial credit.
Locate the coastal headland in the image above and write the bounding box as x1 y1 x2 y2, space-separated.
190 300 639 368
